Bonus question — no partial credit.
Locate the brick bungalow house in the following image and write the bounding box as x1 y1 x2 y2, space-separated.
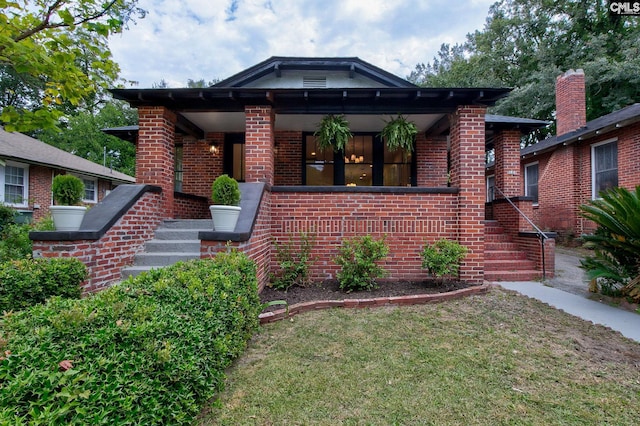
517 69 640 240
0 127 135 222
31 57 554 292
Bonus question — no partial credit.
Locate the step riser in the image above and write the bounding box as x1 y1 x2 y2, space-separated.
154 229 202 240
484 250 528 260
485 234 511 242
133 253 200 267
484 260 536 271
160 219 211 229
145 240 201 253
484 271 542 281
485 242 519 251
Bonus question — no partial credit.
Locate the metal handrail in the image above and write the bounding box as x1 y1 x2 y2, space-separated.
493 186 549 280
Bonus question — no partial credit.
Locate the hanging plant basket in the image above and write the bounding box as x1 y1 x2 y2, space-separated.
379 114 418 153
314 114 353 152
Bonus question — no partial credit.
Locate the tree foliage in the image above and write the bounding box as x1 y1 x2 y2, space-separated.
0 0 145 132
409 0 640 140
36 100 137 176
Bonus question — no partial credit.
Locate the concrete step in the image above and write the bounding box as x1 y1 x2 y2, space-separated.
144 239 201 253
484 259 536 271
153 228 204 240
121 266 157 280
160 219 211 229
484 270 542 281
133 252 201 267
484 250 528 260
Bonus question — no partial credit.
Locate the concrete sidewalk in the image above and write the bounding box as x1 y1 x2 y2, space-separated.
498 281 640 343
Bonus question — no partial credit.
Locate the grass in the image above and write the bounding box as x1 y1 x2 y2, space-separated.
199 288 640 425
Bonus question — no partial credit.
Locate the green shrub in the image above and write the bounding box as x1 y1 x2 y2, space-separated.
270 233 316 291
0 216 56 262
334 235 388 292
0 258 86 312
0 203 17 235
580 186 640 302
52 174 85 206
0 251 261 425
420 239 468 283
211 174 240 206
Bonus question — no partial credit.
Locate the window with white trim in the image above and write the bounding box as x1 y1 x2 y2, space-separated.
486 175 495 202
0 161 29 207
524 162 539 204
78 176 98 203
592 140 618 199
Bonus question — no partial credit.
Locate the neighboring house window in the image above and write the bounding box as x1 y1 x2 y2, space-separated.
175 145 183 192
304 134 413 186
0 161 29 207
486 175 495 202
79 176 98 203
592 139 618 199
524 162 539 204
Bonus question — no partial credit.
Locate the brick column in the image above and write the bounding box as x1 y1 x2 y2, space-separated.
245 106 275 185
450 105 487 284
137 106 176 218
493 129 521 198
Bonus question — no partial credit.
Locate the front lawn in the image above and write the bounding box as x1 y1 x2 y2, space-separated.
200 288 640 425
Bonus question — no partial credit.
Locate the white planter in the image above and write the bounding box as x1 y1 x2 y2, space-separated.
209 205 241 232
50 206 87 231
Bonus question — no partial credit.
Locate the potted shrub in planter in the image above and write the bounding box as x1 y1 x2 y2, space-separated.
379 114 418 156
50 174 86 231
209 174 241 232
314 114 353 152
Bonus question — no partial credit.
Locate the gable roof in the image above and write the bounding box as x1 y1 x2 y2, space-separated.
0 128 135 184
213 56 418 88
521 103 640 157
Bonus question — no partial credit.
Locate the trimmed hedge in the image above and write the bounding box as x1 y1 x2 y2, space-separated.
0 258 86 312
0 251 262 425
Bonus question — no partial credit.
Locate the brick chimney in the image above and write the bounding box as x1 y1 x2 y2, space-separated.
555 69 586 136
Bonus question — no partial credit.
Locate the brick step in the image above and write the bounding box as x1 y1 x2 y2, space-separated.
484 250 528 260
484 270 542 282
484 225 505 235
484 259 536 272
485 242 519 251
484 233 512 242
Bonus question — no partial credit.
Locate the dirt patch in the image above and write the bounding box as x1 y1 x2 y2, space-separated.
260 279 473 311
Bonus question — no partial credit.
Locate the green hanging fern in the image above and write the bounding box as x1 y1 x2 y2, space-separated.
313 114 352 152
379 114 418 153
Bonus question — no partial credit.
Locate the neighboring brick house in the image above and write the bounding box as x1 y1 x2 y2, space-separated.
0 127 135 222
33 57 555 290
518 69 640 240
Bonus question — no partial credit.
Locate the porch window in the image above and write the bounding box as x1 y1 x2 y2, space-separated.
486 175 495 202
524 162 539 204
0 162 28 207
174 145 183 192
592 139 618 199
304 134 413 186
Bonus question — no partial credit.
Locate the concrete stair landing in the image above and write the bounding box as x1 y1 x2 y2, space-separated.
483 220 541 281
121 219 210 279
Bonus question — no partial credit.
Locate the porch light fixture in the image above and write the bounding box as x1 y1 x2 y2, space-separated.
209 141 219 155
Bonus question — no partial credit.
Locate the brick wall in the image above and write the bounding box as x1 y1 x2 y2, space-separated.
417 134 448 187
494 129 521 197
269 190 459 282
449 105 487 284
137 106 176 218
181 133 223 200
245 106 275 185
173 192 209 219
274 131 303 185
32 190 164 293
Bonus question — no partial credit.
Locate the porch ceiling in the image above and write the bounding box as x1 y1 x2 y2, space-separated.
180 111 445 133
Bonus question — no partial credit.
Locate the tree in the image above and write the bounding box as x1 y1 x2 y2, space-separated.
37 100 138 176
0 0 145 132
410 0 640 141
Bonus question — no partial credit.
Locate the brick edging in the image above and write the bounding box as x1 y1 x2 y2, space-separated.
259 283 490 324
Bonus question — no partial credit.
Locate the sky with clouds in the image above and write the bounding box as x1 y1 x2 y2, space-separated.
108 0 496 88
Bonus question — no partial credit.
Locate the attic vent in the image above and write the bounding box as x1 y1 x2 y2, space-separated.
303 76 327 88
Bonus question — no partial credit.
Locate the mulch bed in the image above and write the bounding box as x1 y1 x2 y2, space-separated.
260 279 474 312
